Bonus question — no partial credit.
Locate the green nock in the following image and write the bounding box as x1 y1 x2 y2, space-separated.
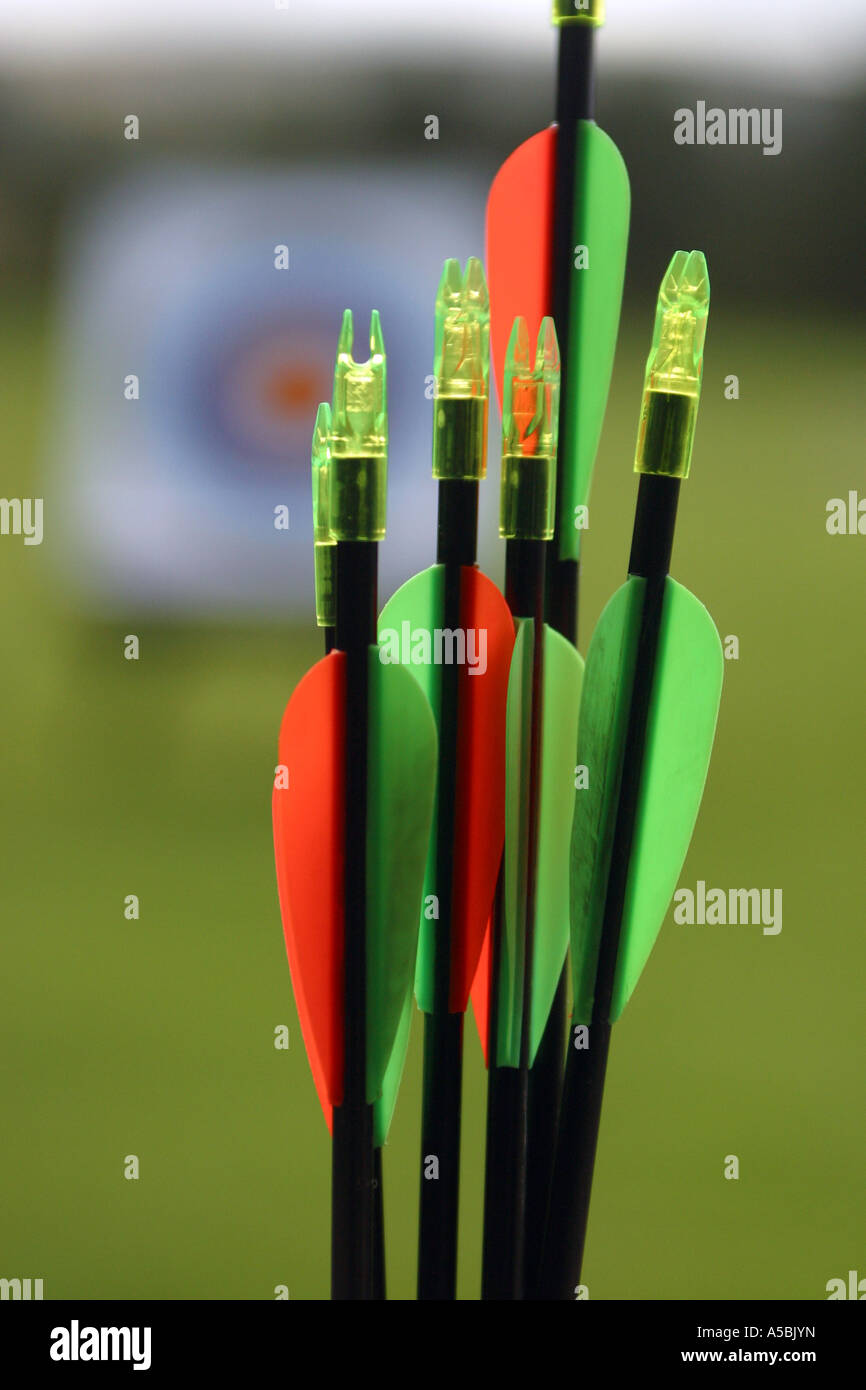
432 257 490 482
500 316 560 541
311 402 335 629
552 0 605 26
635 250 710 481
330 309 388 541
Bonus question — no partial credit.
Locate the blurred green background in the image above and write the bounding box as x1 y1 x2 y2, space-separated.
1 0 864 1301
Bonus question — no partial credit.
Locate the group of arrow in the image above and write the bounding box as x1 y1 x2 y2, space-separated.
272 2 724 1300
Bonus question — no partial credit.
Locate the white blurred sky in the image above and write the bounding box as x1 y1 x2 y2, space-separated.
1 0 864 87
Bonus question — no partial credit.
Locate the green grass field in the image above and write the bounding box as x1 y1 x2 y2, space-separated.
1 294 863 1299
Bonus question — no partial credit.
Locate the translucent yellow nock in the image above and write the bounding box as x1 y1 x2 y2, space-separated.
432 257 490 482
552 0 605 27
500 316 561 541
330 309 388 541
634 249 710 481
311 402 335 628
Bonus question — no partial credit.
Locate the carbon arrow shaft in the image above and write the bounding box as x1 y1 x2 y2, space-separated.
482 537 546 1301
537 473 679 1299
331 538 377 1302
319 614 384 1298
417 258 490 1300
417 477 477 1300
526 15 596 1298
482 316 560 1300
549 23 594 636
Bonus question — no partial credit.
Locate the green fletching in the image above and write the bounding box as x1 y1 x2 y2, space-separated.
559 122 630 562
570 577 723 1026
570 578 644 1023
376 567 444 1012
611 580 723 1020
498 619 533 1067
496 621 584 1067
529 627 584 1061
375 993 414 1149
366 652 437 1144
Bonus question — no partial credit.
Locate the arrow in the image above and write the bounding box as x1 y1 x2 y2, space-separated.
472 317 583 1300
377 260 514 1300
537 250 723 1298
484 0 630 1285
311 397 392 1292
272 312 437 1300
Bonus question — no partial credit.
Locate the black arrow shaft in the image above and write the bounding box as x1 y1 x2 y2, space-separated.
525 19 595 1298
417 478 478 1301
549 19 595 637
482 537 546 1301
323 615 385 1300
538 473 680 1300
331 539 378 1301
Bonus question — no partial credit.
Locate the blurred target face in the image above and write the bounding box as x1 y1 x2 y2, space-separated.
54 166 483 617
213 325 334 474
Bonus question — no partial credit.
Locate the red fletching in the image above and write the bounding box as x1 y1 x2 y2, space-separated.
486 127 556 408
272 651 346 1128
449 568 515 1011
475 126 554 1059
470 912 494 1067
